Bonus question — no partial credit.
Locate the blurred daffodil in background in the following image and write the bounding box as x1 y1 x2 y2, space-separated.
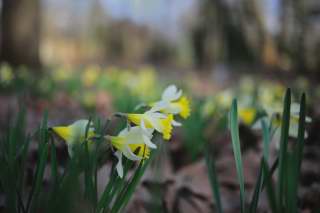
82 65 100 87
0 63 14 86
253 102 311 139
53 65 73 82
238 107 257 126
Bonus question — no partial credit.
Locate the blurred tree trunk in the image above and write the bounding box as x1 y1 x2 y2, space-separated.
191 0 255 70
239 0 267 63
0 0 41 68
278 0 307 72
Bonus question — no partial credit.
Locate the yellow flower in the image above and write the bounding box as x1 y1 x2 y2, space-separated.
82 66 100 87
53 66 72 82
239 107 257 125
106 126 155 177
51 120 95 156
0 64 14 85
160 96 191 119
202 98 216 118
127 110 173 140
216 89 233 109
152 85 191 119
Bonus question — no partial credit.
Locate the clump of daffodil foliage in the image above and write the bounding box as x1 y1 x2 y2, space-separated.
51 84 190 178
0 84 189 213
205 88 311 213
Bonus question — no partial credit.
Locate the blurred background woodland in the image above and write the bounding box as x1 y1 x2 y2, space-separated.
1 0 320 75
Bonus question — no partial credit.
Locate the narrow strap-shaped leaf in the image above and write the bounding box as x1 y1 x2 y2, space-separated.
27 112 49 212
261 119 270 163
97 164 117 212
277 88 291 210
100 158 135 212
230 99 245 213
250 117 272 212
111 151 154 213
50 137 58 187
262 159 278 213
287 93 306 213
249 161 263 213
205 147 223 213
295 93 306 175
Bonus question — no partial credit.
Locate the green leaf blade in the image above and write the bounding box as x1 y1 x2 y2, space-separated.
230 99 245 213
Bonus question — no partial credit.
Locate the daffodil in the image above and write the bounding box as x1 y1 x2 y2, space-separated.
238 107 257 125
127 108 174 140
105 126 155 177
253 103 311 139
51 120 95 156
0 64 14 85
152 85 191 119
216 89 233 109
82 66 100 87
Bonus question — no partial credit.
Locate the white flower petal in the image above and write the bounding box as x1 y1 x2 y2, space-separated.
162 85 182 101
145 115 162 132
306 116 312 123
140 119 154 137
150 101 170 112
142 134 157 149
171 119 182 126
252 120 262 130
122 146 141 161
118 127 129 137
252 117 270 130
114 151 124 178
146 111 167 119
290 103 301 114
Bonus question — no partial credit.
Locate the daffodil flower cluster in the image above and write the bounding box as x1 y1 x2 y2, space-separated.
51 85 190 178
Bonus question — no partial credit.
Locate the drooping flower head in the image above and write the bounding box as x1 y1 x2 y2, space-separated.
106 126 155 177
127 108 173 140
152 85 191 119
51 119 95 156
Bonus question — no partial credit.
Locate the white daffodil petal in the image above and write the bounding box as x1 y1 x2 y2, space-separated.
146 111 167 119
162 85 177 100
146 115 162 132
122 146 141 161
140 119 154 138
142 134 157 149
289 123 299 138
172 119 182 127
252 121 262 130
150 101 170 112
118 127 129 137
165 105 181 114
162 85 182 102
115 151 124 178
290 103 301 114
306 116 312 123
71 120 92 136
